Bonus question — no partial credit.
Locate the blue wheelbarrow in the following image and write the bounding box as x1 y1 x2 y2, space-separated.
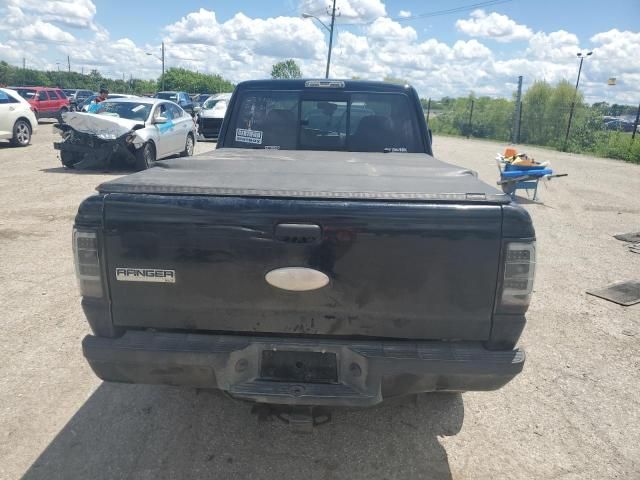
495 154 567 201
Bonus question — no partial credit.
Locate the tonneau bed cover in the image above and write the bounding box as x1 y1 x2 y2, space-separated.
98 148 510 203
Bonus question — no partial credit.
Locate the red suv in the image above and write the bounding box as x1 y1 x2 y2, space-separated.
10 87 70 120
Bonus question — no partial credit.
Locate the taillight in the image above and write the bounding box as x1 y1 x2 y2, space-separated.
73 228 103 298
500 241 536 307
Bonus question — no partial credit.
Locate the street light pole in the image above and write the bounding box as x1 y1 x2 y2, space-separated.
563 51 592 151
325 0 337 79
302 2 339 79
147 43 166 91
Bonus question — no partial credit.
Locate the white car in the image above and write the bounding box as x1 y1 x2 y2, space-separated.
55 98 197 170
0 88 38 147
197 92 232 140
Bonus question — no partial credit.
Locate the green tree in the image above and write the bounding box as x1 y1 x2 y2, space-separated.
520 80 553 145
0 61 234 95
520 80 583 148
270 60 302 79
160 67 234 93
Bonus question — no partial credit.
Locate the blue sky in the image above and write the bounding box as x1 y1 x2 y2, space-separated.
94 0 639 48
1 0 639 102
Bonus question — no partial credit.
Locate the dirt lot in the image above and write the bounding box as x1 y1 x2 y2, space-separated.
0 123 638 480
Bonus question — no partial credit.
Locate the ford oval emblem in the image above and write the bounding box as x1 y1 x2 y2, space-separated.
265 267 330 292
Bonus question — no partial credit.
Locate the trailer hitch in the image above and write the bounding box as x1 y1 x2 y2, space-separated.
251 404 332 432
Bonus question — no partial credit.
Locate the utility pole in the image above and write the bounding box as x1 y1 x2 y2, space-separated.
517 101 523 143
301 4 339 78
23 57 26 85
146 43 166 90
563 51 592 151
161 41 165 90
67 55 71 73
325 0 337 79
512 75 523 143
467 99 474 138
632 103 640 141
425 98 432 124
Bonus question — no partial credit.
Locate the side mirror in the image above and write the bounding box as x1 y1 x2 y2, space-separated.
193 106 201 114
154 116 168 124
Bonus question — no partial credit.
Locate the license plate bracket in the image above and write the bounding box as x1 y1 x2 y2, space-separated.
261 350 338 384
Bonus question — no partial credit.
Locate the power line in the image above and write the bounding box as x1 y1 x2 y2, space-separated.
339 0 513 26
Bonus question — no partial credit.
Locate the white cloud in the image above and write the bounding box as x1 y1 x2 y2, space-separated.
298 0 385 23
165 9 325 60
590 29 640 74
367 17 417 44
452 39 492 60
398 10 411 18
12 19 76 43
527 30 579 61
456 9 532 43
5 0 97 30
0 41 22 62
164 9 224 46
585 29 640 103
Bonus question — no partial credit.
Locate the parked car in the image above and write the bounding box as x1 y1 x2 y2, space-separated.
9 86 70 120
0 87 38 146
603 118 635 132
54 97 196 170
192 93 212 107
76 80 533 425
197 92 232 140
155 91 196 116
77 93 138 112
63 89 95 111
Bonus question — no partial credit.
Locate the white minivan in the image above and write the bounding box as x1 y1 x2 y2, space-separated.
0 88 38 147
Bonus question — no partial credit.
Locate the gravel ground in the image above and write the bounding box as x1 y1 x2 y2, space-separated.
0 124 638 480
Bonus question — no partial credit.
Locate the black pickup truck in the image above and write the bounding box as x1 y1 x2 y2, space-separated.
75 80 534 410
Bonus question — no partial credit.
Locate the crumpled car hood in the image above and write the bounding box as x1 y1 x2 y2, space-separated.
62 112 143 140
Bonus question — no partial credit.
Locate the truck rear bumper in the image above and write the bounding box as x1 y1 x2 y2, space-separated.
83 331 524 407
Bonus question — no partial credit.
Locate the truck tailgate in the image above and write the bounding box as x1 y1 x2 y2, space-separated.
103 193 502 340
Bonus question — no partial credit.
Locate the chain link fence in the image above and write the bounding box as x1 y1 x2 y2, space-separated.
424 82 640 163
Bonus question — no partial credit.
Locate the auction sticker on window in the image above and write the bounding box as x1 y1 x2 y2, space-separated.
235 128 263 145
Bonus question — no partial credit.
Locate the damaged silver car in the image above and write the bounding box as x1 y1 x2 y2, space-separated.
54 98 197 170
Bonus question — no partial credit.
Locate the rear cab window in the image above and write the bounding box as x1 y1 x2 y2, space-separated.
223 89 424 153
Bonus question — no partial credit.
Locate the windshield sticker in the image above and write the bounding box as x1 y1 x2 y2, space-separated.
131 105 146 112
264 145 280 150
235 128 263 145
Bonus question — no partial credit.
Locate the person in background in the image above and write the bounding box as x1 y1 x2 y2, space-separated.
95 87 109 103
86 87 109 113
